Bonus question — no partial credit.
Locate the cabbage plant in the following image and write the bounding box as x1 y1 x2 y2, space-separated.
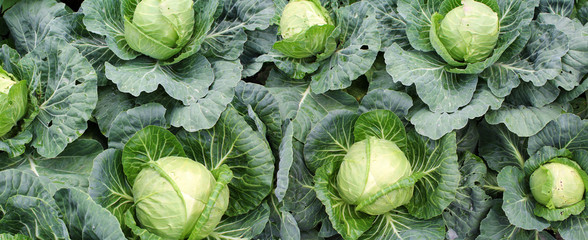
304 109 459 239
258 0 381 94
87 103 275 239
478 114 588 239
81 0 274 132
380 0 588 140
94 125 234 239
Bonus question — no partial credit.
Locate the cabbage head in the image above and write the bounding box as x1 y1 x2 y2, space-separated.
124 0 195 60
0 67 28 138
530 161 585 209
437 0 499 63
336 137 414 215
132 156 229 239
273 0 336 58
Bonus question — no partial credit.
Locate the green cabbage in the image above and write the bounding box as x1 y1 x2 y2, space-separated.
337 137 414 215
124 0 195 60
132 156 229 239
273 0 336 58
438 0 499 63
530 162 585 209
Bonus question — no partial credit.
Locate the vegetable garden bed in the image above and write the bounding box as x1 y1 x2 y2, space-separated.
0 0 586 239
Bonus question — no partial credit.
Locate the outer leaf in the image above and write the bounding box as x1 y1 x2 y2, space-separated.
167 58 241 132
3 0 69 54
539 0 574 16
210 202 270 239
105 55 214 105
19 37 98 158
365 57 405 92
0 195 69 240
385 44 478 113
497 166 550 231
456 121 480 153
497 0 538 34
443 152 493 240
405 131 460 219
364 0 410 49
485 103 568 137
310 1 381 94
241 27 277 77
527 113 588 155
93 85 135 135
516 22 568 87
303 110 357 173
53 188 126 240
553 214 588 240
396 0 443 51
556 75 588 105
0 131 32 159
282 140 326 232
107 103 169 149
256 51 320 80
536 14 588 91
121 125 186 184
81 0 140 60
359 89 413 119
233 81 283 153
12 139 103 190
279 210 300 240
505 81 559 108
0 169 55 206
88 149 133 226
478 121 527 172
275 122 294 201
46 13 120 86
478 201 554 240
265 69 359 143
0 233 30 240
360 210 445 240
409 83 503 140
353 110 407 151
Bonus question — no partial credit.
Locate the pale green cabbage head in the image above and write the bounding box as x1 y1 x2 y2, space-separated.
0 68 28 138
132 156 229 239
280 0 330 39
273 0 335 58
0 75 15 95
530 162 585 209
337 137 414 215
438 0 499 63
124 0 195 60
